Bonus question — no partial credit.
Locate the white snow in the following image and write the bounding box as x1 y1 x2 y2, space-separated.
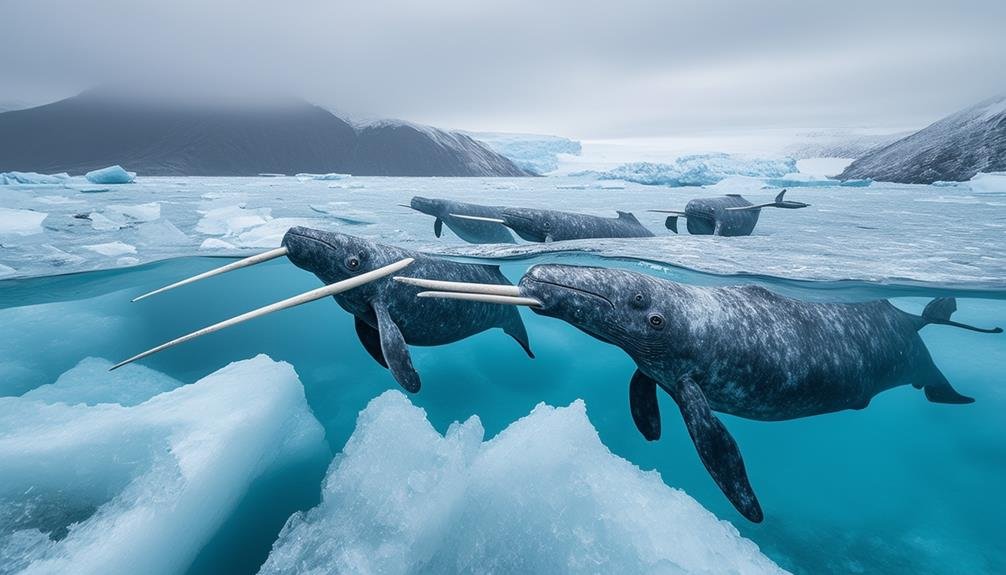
84 165 135 185
0 356 326 575
0 208 47 236
260 391 785 575
83 241 137 257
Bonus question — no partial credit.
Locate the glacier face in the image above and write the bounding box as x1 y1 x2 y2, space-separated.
466 132 582 174
260 391 786 575
576 154 798 186
0 355 328 575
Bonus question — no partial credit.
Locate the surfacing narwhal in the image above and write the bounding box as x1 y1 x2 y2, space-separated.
399 264 1001 522
114 227 533 392
651 189 808 236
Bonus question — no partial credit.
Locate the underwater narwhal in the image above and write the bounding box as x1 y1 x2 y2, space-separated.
115 227 533 392
403 264 1002 522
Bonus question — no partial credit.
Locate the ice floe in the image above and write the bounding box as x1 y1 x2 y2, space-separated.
260 391 785 575
0 355 327 575
969 172 1006 195
83 241 137 257
579 154 797 187
0 172 69 186
84 165 136 185
296 173 351 181
0 208 48 236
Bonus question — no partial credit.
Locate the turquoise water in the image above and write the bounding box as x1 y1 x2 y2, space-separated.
2 253 1003 573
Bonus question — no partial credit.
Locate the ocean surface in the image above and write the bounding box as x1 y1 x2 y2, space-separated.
1 174 1004 574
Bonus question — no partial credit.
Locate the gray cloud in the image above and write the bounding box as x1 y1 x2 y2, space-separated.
2 0 1004 137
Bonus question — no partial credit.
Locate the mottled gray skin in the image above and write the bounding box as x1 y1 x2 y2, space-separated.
663 191 808 237
517 264 996 522
282 227 532 392
500 207 655 242
409 196 516 244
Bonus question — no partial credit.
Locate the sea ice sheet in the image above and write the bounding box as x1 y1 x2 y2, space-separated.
0 355 327 575
260 391 785 575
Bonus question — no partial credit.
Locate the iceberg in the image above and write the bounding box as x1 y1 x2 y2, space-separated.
968 172 1006 195
581 154 798 187
260 391 785 575
295 173 351 181
0 208 48 236
764 173 872 188
0 355 328 575
84 165 136 185
0 171 69 186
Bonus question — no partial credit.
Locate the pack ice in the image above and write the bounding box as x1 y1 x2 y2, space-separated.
582 154 797 186
260 391 785 575
0 355 327 575
84 165 136 185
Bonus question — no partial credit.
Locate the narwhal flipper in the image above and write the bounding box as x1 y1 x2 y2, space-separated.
629 370 661 441
663 373 763 522
920 367 974 404
354 317 388 368
373 304 421 393
501 312 535 358
434 218 444 238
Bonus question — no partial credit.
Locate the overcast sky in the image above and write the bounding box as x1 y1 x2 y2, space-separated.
2 0 1004 138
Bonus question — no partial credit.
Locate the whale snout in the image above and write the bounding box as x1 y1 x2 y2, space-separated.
409 196 439 215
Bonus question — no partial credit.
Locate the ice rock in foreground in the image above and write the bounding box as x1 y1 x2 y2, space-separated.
260 391 786 575
84 165 135 184
0 355 327 575
0 208 47 236
583 154 797 187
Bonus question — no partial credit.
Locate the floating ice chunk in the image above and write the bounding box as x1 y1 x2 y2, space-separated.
259 173 286 177
0 207 47 236
34 195 85 206
295 173 351 181
0 171 70 186
83 241 137 257
0 355 327 575
196 204 272 236
22 358 180 407
136 219 190 246
327 182 365 189
235 218 322 248
106 202 160 222
84 165 136 184
199 237 238 250
116 256 140 266
0 264 14 278
261 391 785 575
582 154 798 187
764 173 871 188
88 211 125 231
38 244 85 267
74 187 112 194
969 172 1006 194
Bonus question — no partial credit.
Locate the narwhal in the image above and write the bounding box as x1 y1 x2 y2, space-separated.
651 190 808 236
453 206 655 242
114 227 533 392
397 264 1001 522
404 196 516 244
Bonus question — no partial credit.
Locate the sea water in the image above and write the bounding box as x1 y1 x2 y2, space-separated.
1 254 1003 574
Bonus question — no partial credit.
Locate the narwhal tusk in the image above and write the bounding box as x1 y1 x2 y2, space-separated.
647 210 687 215
132 246 290 302
397 204 413 209
111 258 415 370
393 276 521 296
416 290 542 308
449 213 507 224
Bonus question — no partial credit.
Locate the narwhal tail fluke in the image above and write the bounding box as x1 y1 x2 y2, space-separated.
921 297 1003 334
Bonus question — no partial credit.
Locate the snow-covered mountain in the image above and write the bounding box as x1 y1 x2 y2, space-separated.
0 89 531 177
839 96 1006 183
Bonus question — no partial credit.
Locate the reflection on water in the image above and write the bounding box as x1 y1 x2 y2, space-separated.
2 253 1004 574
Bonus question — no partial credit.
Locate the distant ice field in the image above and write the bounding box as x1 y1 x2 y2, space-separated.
1 172 1004 289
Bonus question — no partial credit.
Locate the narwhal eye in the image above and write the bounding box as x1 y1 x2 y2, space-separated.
647 313 665 329
345 256 360 270
631 292 647 308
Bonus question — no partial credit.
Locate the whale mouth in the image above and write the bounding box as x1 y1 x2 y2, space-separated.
522 277 615 309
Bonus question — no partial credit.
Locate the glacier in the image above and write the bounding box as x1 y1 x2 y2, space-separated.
85 165 136 185
578 154 798 186
467 132 583 174
0 355 328 575
260 391 785 575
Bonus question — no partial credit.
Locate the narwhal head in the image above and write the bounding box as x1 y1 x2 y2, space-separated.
499 208 553 242
408 196 444 217
518 264 676 364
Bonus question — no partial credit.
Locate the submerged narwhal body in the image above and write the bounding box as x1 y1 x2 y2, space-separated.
116 227 532 392
454 206 655 242
407 264 1001 522
407 196 516 244
653 190 808 236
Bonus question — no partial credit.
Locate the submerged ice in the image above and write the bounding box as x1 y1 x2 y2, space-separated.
0 355 327 575
260 391 785 575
